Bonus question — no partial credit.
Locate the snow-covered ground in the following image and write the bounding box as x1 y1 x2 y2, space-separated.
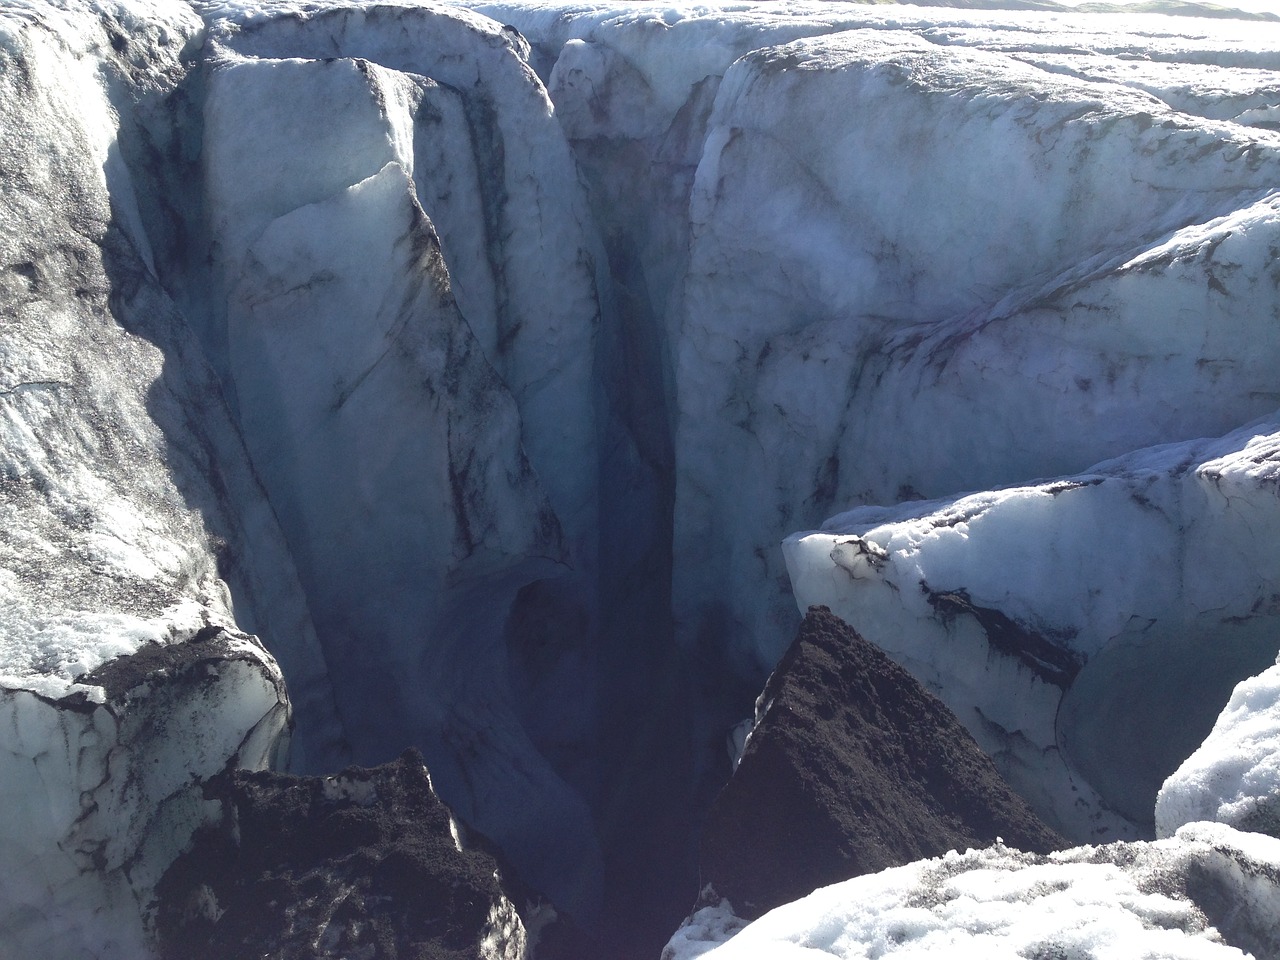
785 415 1280 841
665 824 1280 959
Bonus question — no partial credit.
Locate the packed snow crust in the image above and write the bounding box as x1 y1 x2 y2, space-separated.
1159 662 1280 839
665 823 1280 960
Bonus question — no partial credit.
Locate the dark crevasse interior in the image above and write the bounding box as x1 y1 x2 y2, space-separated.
104 22 754 960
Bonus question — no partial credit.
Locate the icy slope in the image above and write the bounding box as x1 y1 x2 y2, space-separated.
784 415 1280 841
3 0 632 946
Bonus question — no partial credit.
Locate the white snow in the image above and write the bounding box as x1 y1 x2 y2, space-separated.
1159 660 1280 839
784 415 1280 842
662 898 750 960
666 824 1280 959
6 0 1280 955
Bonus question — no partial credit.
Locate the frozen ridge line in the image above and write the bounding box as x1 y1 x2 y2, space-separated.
786 414 1280 841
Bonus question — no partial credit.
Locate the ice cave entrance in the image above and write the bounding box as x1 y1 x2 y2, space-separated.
1058 615 1280 828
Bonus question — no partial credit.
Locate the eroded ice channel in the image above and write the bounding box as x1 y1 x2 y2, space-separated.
4 0 1280 956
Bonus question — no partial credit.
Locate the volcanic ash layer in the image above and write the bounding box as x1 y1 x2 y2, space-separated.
699 605 1065 920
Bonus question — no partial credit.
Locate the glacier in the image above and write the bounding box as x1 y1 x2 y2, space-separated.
4 0 1280 956
665 824 1280 959
785 416 1280 840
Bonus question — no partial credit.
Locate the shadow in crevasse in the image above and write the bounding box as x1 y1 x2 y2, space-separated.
97 49 352 774
96 33 718 959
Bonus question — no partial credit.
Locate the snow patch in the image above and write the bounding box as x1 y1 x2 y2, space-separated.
1159 660 1280 838
668 828 1280 959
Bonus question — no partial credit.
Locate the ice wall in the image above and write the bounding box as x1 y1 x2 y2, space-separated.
475 5 1280 872
676 26 1280 678
189 1 618 921
0 1 306 950
3 0 657 945
477 0 1280 691
784 416 1280 840
200 2 604 554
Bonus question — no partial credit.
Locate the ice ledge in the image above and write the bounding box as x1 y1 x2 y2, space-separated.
666 821 1280 959
784 412 1280 842
0 625 290 960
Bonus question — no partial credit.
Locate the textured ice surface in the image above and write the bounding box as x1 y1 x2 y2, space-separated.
1159 661 1280 839
201 0 604 554
470 0 1280 695
0 1 326 952
6 0 1280 954
449 2 1280 890
194 0 610 919
675 25 1280 679
785 416 1280 842
665 823 1280 959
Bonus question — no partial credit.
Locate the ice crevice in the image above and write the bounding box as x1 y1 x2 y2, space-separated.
6 0 1280 958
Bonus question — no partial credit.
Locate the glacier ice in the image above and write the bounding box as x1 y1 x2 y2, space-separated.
673 23 1280 680
485 3 1280 902
785 416 1280 841
1158 660 1280 840
470 14 1280 850
194 0 616 920
0 1 315 951
0 628 290 960
201 0 605 554
5 0 1280 955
